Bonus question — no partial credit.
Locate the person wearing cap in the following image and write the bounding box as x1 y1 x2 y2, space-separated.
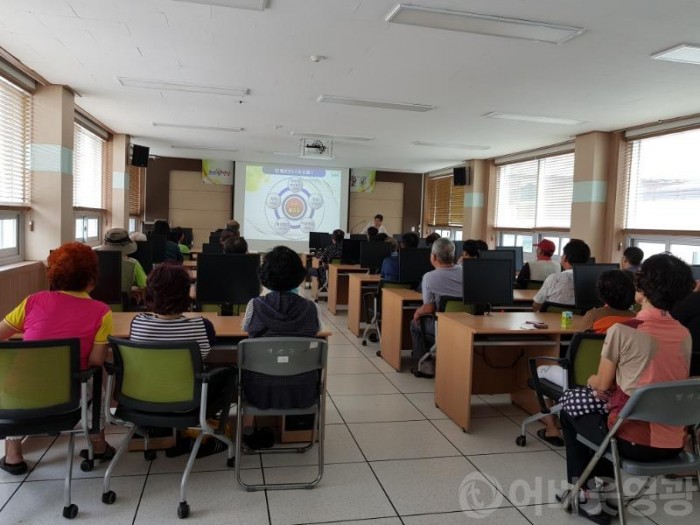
533 239 591 311
96 228 147 292
515 239 562 289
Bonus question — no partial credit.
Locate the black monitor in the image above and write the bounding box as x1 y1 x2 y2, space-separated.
587 257 597 264
202 242 223 254
360 242 393 274
478 249 516 277
453 241 463 261
148 233 167 264
209 232 222 245
132 240 153 275
180 227 193 248
196 253 261 310
496 246 524 272
691 265 700 280
349 234 366 240
90 250 122 305
341 239 366 264
573 263 619 309
462 258 513 315
399 248 432 285
309 232 331 251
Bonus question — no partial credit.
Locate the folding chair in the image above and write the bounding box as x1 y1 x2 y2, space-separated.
360 281 412 346
235 337 328 491
102 337 235 519
515 332 605 446
0 339 101 520
562 379 700 525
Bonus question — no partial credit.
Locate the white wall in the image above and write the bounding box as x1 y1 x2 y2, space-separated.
348 181 403 235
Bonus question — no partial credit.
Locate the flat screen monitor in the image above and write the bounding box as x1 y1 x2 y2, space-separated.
90 250 122 305
202 242 223 254
587 257 597 264
180 227 193 248
417 238 428 249
196 253 261 307
573 263 619 309
341 239 366 264
309 232 331 251
478 249 515 277
399 248 432 285
209 232 222 245
132 240 153 275
691 265 700 280
148 233 167 264
496 246 523 272
462 258 513 315
349 234 366 240
360 242 393 274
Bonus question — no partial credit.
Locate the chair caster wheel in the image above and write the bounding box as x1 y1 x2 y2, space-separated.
226 457 234 468
62 504 78 519
102 491 117 504
375 351 382 357
80 459 94 472
144 450 157 461
178 501 190 519
361 341 367 346
515 435 527 447
369 333 379 343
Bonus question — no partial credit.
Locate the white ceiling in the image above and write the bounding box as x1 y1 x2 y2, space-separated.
2 0 700 172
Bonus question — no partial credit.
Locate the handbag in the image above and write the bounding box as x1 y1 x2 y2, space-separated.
560 386 609 418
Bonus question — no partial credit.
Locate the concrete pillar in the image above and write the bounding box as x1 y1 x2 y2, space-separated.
462 159 491 242
26 85 74 261
110 134 130 229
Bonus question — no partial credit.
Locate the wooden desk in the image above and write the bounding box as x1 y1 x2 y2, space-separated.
347 274 382 336
183 260 197 269
328 264 368 314
435 311 586 432
512 289 537 303
380 289 423 371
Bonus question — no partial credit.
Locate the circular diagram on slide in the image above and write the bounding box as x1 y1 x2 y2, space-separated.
264 177 326 238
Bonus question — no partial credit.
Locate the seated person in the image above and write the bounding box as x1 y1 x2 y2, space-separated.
375 232 389 243
366 226 379 242
381 232 419 282
515 239 561 288
559 254 693 525
241 246 321 448
671 279 700 376
223 236 248 254
314 229 344 287
170 227 191 256
457 239 480 264
97 227 147 296
153 220 183 262
0 242 114 474
476 240 489 253
620 245 643 276
220 221 241 245
409 238 463 376
532 239 591 311
424 232 441 248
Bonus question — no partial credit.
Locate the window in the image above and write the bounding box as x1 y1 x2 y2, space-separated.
498 232 569 263
75 212 101 245
495 152 574 229
624 128 700 230
0 211 22 264
630 236 700 265
426 175 464 227
128 217 137 233
73 122 107 209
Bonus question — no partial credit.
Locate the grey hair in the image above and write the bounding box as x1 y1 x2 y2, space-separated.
431 237 455 264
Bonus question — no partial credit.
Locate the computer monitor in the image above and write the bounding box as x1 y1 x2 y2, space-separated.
417 238 428 249
349 233 366 240
341 239 366 264
478 249 516 277
132 240 153 275
360 242 393 274
462 258 513 315
90 250 122 305
209 232 222 244
496 246 524 272
691 265 700 280
148 233 167 264
196 253 261 310
587 257 597 264
573 263 619 309
202 242 223 254
180 227 193 248
399 248 432 285
309 232 331 251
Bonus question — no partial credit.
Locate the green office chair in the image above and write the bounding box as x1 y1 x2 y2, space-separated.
0 339 101 520
540 301 588 316
102 337 235 519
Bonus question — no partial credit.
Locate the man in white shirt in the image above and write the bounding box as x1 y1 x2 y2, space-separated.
532 239 591 311
515 238 561 288
364 214 388 235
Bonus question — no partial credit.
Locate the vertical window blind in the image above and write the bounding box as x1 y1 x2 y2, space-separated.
624 128 700 230
73 122 107 209
0 76 31 206
495 152 574 229
426 175 464 227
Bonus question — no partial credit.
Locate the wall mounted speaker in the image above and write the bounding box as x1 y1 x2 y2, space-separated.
131 144 150 168
453 166 470 186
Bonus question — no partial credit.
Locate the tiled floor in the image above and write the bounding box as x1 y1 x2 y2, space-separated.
1 299 698 524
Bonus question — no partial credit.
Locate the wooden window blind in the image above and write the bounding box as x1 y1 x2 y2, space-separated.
426 175 464 227
128 165 143 216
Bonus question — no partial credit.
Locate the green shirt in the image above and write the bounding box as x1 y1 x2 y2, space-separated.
178 243 191 254
130 258 147 289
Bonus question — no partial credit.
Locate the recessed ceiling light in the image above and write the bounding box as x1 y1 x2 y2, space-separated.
484 112 585 126
170 0 266 10
652 44 700 65
170 145 238 152
118 77 249 97
154 122 244 132
290 131 374 142
317 94 434 112
412 141 490 150
386 4 584 45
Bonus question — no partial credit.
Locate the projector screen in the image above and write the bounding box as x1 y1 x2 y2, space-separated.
234 162 349 252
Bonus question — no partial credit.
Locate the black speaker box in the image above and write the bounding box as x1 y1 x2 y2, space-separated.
131 144 150 168
453 166 470 186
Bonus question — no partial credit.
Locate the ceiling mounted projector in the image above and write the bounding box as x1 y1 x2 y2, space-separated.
299 138 334 159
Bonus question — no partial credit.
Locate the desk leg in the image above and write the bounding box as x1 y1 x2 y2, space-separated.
348 279 362 337
380 292 404 371
328 266 339 314
435 318 474 432
510 338 559 414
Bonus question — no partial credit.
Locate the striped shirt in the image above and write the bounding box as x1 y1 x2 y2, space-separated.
129 313 215 359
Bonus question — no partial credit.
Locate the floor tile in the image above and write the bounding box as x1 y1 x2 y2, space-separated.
327 344 366 358
309 519 401 525
367 355 397 374
349 420 460 461
328 357 381 375
0 436 55 484
326 374 399 395
266 462 396 525
333 394 425 423
630 487 700 524
134 470 268 524
518 502 656 524
371 456 509 516
469 451 567 505
0 482 20 509
432 417 548 455
324 396 344 424
261 424 365 467
405 392 449 420
384 372 435 393
148 444 260 475
402 507 531 524
479 394 529 417
328 333 353 345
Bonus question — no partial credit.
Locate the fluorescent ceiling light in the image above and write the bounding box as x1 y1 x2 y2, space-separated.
154 122 244 132
412 141 490 151
119 77 249 97
317 94 434 112
170 0 266 10
290 131 374 142
170 145 238 152
652 44 700 65
386 4 584 45
484 112 585 126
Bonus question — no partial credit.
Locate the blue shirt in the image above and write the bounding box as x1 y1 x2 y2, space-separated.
380 253 399 282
